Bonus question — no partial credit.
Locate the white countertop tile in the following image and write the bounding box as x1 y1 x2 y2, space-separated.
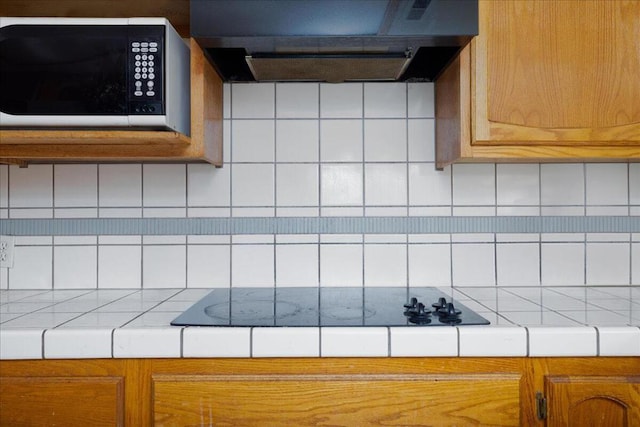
183 327 251 358
528 326 598 357
1 287 639 359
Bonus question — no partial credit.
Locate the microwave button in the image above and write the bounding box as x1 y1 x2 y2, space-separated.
142 54 148 60
142 73 148 79
146 91 155 97
141 47 149 53
134 91 143 97
134 73 141 80
148 55 154 60
135 67 141 73
142 67 147 73
148 73 155 80
135 61 141 67
135 55 141 61
132 42 141 48
148 61 154 67
136 81 143 87
149 47 158 53
142 61 147 66
131 47 140 53
148 67 154 73
147 81 154 87
149 42 158 48
141 42 149 48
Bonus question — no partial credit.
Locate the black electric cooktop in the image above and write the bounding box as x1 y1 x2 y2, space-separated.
171 287 490 327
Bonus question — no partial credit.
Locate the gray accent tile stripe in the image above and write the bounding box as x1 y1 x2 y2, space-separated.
1 216 638 236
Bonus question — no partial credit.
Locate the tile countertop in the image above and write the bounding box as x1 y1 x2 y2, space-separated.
1 287 639 360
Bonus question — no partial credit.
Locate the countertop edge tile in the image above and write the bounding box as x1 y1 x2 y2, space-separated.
458 326 528 357
44 328 113 359
389 327 458 357
182 326 251 358
0 329 43 360
528 326 598 357
113 327 182 358
321 327 389 357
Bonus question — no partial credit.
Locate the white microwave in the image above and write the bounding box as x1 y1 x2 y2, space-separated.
0 17 190 135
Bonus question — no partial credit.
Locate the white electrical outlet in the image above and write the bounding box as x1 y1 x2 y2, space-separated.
0 236 15 268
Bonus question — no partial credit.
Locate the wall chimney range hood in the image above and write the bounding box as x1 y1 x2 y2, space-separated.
190 0 478 83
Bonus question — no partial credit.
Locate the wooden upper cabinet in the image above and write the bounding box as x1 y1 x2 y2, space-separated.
436 0 640 167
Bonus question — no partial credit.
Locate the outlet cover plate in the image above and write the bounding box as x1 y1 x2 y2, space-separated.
0 236 15 268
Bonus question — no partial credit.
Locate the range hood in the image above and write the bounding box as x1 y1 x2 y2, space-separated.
190 0 478 83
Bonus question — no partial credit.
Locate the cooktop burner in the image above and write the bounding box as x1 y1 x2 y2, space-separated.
171 287 490 327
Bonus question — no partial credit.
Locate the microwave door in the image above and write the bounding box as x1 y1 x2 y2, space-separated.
0 25 130 127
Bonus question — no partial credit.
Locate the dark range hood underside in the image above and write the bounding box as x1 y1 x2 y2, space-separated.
191 0 478 83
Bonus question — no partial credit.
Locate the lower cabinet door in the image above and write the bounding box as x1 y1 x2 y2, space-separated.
153 373 521 426
0 376 124 427
545 375 640 427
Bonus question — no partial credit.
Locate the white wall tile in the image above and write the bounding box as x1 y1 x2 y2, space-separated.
496 243 540 286
459 327 527 356
276 164 319 207
541 243 585 285
407 119 435 162
390 327 457 356
142 164 186 207
276 120 319 162
497 164 539 206
320 244 363 286
320 120 363 162
54 165 97 208
187 245 230 288
231 120 275 162
586 242 630 285
320 83 363 118
586 163 628 206
451 243 495 286
364 244 407 286
9 246 53 289
541 164 584 206
321 327 388 357
232 83 274 118
54 246 97 289
142 245 186 288
276 83 319 118
187 164 230 207
183 327 250 357
364 119 407 161
528 326 597 356
98 246 141 289
321 164 363 206
408 163 451 206
231 244 274 287
630 164 640 205
99 164 142 207
364 83 406 118
231 164 274 207
0 165 8 208
407 82 434 118
276 244 318 287
633 243 640 285
223 83 231 118
253 327 320 357
408 243 451 287
452 164 495 206
9 165 53 208
364 164 407 206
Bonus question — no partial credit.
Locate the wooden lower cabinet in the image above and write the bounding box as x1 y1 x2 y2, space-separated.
0 357 638 427
153 373 520 426
0 376 124 426
545 375 640 426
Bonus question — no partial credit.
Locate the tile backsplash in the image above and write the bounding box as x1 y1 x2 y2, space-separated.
1 82 639 290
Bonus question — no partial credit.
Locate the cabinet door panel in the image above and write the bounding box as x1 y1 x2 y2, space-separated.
546 375 640 427
475 0 640 144
0 376 124 427
153 374 520 426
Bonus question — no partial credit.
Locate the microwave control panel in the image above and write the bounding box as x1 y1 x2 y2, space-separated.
128 26 164 115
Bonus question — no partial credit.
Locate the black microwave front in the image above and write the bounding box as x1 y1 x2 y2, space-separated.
0 17 190 135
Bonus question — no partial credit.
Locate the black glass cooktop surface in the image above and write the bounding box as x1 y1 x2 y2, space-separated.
171 287 490 327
